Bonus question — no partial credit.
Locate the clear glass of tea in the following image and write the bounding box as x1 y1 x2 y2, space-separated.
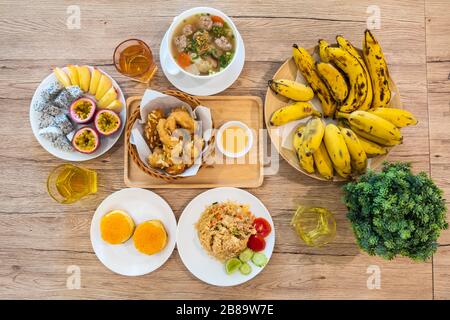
47 164 97 204
113 39 157 83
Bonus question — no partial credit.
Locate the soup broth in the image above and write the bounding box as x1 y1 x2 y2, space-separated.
171 13 236 76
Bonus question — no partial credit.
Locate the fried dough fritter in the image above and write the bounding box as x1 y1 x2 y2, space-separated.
166 108 195 134
144 106 203 175
144 109 164 150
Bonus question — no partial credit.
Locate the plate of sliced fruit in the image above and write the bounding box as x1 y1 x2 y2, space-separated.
29 65 126 161
264 30 418 181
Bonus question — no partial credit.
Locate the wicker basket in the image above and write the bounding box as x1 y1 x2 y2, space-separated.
126 90 215 181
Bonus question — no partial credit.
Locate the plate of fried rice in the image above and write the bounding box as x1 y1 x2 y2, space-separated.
176 187 275 286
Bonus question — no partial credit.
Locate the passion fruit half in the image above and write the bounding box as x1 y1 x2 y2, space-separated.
72 127 100 154
95 110 121 136
69 97 96 124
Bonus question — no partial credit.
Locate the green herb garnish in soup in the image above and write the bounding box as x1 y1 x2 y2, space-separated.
171 13 235 75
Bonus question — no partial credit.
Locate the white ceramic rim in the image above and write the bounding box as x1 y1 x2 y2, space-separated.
216 120 253 158
165 6 241 79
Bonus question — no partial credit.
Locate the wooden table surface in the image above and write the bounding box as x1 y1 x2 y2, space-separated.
1 0 449 300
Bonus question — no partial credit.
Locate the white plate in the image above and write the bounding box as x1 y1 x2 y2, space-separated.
160 31 245 96
177 187 275 286
29 66 126 161
90 188 177 276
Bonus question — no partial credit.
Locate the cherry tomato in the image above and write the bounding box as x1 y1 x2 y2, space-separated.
254 217 272 237
177 52 191 68
211 15 225 24
247 234 266 252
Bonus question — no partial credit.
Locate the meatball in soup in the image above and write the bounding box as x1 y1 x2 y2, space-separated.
171 13 235 76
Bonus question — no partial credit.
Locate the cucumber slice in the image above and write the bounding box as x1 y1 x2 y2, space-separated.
225 258 242 275
239 262 252 275
239 248 254 262
251 252 268 267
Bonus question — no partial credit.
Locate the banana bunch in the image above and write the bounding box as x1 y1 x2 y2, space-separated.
292 44 336 117
326 47 369 113
292 118 327 176
274 30 419 181
323 124 351 178
336 110 403 146
339 127 367 173
268 79 314 102
293 120 353 180
336 35 373 111
268 78 321 127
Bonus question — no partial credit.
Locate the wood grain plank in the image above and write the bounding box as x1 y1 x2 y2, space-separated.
433 245 450 299
427 65 450 246
425 0 450 300
425 0 450 62
0 248 432 299
0 2 425 64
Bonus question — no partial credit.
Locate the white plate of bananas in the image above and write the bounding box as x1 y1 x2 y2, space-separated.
264 30 418 181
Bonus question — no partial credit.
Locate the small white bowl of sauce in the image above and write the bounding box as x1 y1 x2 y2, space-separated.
216 121 253 158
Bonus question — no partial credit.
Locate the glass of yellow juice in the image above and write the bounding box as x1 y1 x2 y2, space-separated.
291 206 336 247
47 164 97 204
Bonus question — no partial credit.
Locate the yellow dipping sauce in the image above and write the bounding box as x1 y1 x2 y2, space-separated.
221 125 249 154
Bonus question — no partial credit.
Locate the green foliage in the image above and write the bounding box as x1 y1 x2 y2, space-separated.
219 52 233 69
343 162 448 261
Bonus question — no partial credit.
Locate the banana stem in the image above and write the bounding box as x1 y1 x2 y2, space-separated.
312 110 322 117
336 112 350 119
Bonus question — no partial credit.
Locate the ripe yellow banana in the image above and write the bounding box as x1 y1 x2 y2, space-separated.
349 125 400 147
292 125 315 173
368 107 417 128
340 127 367 173
363 30 391 108
270 102 321 126
323 124 351 178
313 142 334 180
336 35 373 111
326 47 368 113
301 117 325 155
268 79 314 101
336 110 402 143
318 39 330 63
354 133 388 156
292 124 304 150
337 118 390 154
293 44 336 117
316 62 349 104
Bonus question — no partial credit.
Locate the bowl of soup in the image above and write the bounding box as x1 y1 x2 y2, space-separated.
164 7 241 79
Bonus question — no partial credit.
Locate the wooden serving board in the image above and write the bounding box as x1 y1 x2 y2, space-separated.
124 95 264 188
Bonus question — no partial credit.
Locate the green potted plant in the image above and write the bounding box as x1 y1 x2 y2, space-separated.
343 162 448 261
